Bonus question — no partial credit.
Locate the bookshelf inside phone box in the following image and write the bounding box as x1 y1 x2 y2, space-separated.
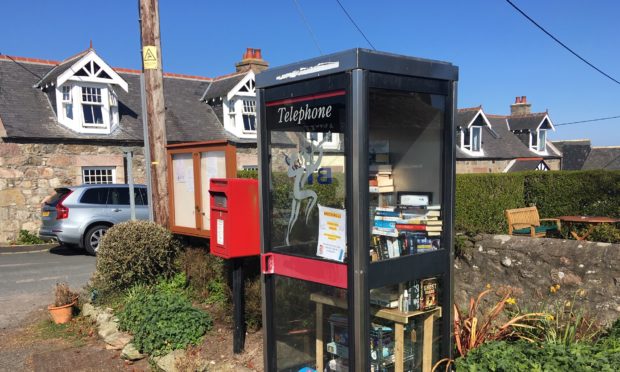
166 141 237 238
257 49 458 372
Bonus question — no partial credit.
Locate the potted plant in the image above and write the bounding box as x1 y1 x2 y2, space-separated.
48 282 78 324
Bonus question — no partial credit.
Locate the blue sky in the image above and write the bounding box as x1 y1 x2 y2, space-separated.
1 1 618 145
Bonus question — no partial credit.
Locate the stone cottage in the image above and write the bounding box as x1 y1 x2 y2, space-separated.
0 47 267 242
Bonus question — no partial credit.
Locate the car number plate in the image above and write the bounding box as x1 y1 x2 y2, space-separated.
42 211 50 217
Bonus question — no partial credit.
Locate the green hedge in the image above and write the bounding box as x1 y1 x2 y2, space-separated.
455 173 526 234
455 170 620 234
524 170 620 219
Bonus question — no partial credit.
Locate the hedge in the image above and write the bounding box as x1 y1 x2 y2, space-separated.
455 173 526 234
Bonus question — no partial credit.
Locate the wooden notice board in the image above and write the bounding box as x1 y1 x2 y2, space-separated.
166 141 237 238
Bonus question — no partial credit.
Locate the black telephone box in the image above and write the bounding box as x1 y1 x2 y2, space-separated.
256 49 458 372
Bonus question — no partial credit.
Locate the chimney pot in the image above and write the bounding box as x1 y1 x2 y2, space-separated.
254 49 262 60
243 48 252 60
521 96 527 103
515 96 520 104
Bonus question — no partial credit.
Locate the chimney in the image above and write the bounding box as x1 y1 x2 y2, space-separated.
510 95 531 116
235 48 269 73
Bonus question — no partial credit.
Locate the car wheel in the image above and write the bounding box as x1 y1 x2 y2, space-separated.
84 225 109 256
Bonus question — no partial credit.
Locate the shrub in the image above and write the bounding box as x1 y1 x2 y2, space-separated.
179 247 230 305
455 173 525 234
245 278 262 331
53 282 78 307
15 229 44 245
91 221 181 296
454 339 620 371
237 169 258 179
588 224 620 243
118 283 212 356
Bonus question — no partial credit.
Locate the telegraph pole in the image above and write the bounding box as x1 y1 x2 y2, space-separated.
138 0 169 226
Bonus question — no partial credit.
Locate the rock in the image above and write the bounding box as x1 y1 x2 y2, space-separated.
121 343 146 361
519 269 535 279
560 256 571 266
97 320 119 339
104 332 132 350
0 189 25 207
614 278 620 287
96 312 112 325
562 272 583 286
473 234 483 242
82 303 96 318
501 257 512 267
154 349 186 372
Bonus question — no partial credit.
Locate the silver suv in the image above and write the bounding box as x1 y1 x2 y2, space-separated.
39 184 149 255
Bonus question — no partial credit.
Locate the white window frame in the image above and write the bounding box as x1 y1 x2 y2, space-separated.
61 85 73 120
462 126 482 153
81 86 105 128
241 99 257 133
306 132 339 149
537 129 546 152
82 166 116 184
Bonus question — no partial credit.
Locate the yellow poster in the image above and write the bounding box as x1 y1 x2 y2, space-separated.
143 46 158 70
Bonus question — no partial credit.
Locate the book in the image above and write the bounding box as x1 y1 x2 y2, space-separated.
420 278 439 310
408 281 421 311
374 215 401 222
426 204 441 210
369 164 392 173
395 224 426 231
374 220 396 229
326 342 349 358
375 210 400 217
427 231 441 237
424 225 443 232
376 174 393 187
376 206 397 212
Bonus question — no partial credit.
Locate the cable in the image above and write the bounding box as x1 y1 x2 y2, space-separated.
292 0 323 55
0 52 43 80
555 115 620 126
334 0 376 50
505 0 620 86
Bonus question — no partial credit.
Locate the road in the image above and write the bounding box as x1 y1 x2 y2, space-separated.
0 245 96 330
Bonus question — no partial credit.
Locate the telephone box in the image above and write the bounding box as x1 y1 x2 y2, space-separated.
209 178 260 259
257 49 458 371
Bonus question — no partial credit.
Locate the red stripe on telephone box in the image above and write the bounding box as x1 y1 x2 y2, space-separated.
265 90 346 107
262 253 347 289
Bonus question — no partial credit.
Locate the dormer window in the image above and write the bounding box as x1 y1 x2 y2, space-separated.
462 126 482 153
242 99 256 132
61 86 73 120
530 129 547 152
36 49 128 135
81 87 104 126
307 132 338 149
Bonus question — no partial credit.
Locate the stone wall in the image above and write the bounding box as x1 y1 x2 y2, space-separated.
0 141 146 242
455 234 620 326
456 159 512 173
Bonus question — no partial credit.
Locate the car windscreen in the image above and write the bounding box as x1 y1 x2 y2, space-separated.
45 188 71 207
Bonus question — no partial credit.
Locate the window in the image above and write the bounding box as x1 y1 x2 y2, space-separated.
537 130 546 152
82 167 115 184
61 86 73 120
80 188 109 205
462 126 482 152
107 188 130 205
81 87 104 126
306 132 338 148
242 99 256 132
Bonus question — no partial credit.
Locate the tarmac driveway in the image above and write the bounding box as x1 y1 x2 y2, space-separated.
0 245 96 330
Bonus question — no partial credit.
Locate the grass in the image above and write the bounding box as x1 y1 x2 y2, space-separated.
37 315 97 347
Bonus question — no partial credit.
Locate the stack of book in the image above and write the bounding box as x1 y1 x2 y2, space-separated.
371 205 442 260
369 165 393 193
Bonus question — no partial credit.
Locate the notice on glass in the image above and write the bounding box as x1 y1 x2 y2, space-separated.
317 205 346 262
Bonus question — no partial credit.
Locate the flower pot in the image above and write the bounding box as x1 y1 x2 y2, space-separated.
48 302 75 324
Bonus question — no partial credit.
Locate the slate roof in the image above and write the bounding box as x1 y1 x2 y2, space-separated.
34 49 90 88
456 108 479 128
0 55 243 144
200 73 246 101
505 158 546 172
582 147 620 170
552 140 591 170
508 113 550 131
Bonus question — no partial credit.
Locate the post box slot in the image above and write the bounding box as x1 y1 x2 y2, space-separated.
212 193 227 208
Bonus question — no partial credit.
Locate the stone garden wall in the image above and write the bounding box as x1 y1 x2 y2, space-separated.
0 141 146 243
455 234 620 326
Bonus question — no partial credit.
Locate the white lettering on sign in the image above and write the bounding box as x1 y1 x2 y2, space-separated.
277 104 333 125
216 219 224 246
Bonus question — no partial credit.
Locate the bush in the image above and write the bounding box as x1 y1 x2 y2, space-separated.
15 229 44 245
237 169 258 179
588 224 620 244
455 339 620 371
245 278 262 331
455 173 525 234
92 221 181 296
118 283 212 356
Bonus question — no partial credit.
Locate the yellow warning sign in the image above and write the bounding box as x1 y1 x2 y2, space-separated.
143 46 158 70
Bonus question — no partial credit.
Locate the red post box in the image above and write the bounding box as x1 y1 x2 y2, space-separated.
209 178 260 258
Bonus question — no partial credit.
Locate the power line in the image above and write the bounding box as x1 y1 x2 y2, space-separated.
292 0 323 55
555 115 620 126
505 0 620 86
334 0 376 50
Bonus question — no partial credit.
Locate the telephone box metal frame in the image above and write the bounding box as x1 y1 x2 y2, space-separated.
257 49 458 371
